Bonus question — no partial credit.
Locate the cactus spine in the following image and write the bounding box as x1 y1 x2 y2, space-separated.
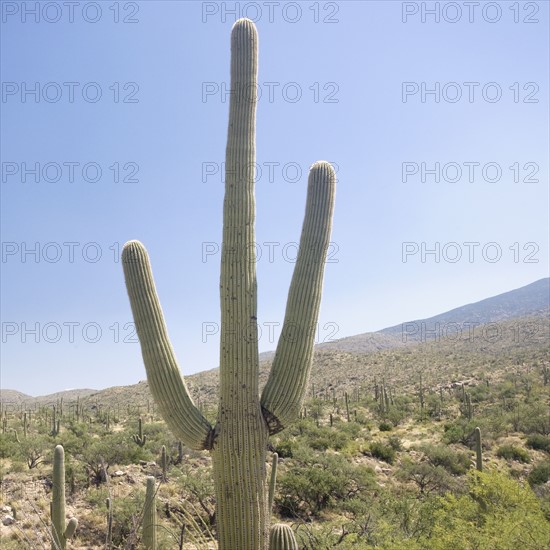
269 524 299 550
143 476 157 550
474 426 483 471
121 18 335 550
51 445 77 549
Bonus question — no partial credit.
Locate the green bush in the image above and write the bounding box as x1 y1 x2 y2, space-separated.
276 448 375 518
387 435 403 452
379 421 393 432
528 460 550 486
496 445 531 463
369 441 396 464
526 434 550 453
273 439 294 459
418 444 471 475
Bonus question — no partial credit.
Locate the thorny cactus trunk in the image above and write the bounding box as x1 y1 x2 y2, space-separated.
51 445 77 550
121 18 335 550
143 476 158 550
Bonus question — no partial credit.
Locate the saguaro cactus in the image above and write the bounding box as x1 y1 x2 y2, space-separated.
121 18 335 550
474 426 483 471
269 524 299 550
132 417 147 447
105 497 113 549
160 445 168 482
143 476 158 550
51 445 78 550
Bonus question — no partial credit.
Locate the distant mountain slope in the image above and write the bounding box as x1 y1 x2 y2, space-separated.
0 389 32 405
32 389 98 405
379 278 549 344
2 279 548 406
316 332 406 354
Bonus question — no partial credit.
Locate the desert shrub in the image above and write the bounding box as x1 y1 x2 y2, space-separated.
442 419 476 445
387 435 403 452
413 470 550 549
379 421 393 432
418 444 471 475
496 445 530 463
526 434 550 453
0 433 20 459
80 432 148 484
369 441 396 464
276 448 375 518
306 425 350 451
272 438 294 459
528 460 550 486
397 460 455 495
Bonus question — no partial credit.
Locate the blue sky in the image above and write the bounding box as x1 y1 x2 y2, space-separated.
1 0 548 396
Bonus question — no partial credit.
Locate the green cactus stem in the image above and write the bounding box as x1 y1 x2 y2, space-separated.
105 497 113 549
269 524 299 550
51 445 78 549
474 426 483 472
462 392 473 420
160 445 168 482
121 18 335 550
175 441 184 465
51 406 60 436
143 476 157 550
268 452 279 518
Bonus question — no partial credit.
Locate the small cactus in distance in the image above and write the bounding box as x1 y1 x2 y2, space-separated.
132 417 147 447
51 445 78 549
174 441 184 465
474 426 483 471
269 524 299 550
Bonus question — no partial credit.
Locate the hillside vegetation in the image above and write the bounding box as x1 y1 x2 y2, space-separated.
1 313 549 548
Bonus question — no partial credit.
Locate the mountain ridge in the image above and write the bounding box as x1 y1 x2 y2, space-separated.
2 277 548 402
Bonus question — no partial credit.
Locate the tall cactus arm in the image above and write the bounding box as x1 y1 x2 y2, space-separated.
261 161 336 434
121 241 213 450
